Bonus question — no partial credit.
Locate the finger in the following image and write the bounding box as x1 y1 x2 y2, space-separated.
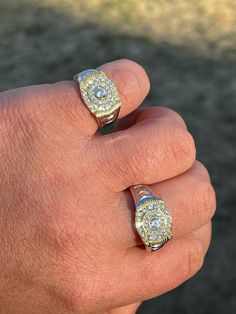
54 59 150 135
117 222 212 306
192 159 211 181
100 223 211 309
1 59 150 136
108 161 216 248
97 107 196 191
116 106 187 131
98 59 150 119
149 160 216 239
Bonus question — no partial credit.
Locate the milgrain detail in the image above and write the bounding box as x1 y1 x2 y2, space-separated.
73 69 121 127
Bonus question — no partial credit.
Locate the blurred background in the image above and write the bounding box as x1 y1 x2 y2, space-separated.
0 0 235 313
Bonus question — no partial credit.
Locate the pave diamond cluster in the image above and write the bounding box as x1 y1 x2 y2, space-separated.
75 70 121 118
135 198 172 250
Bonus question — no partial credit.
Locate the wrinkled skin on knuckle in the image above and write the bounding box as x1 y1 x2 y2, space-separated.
0 84 92 151
185 237 205 278
168 127 196 171
194 180 216 223
0 86 54 139
111 68 142 106
201 182 216 219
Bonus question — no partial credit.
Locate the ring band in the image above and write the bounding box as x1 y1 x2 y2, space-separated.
74 69 121 127
130 184 173 251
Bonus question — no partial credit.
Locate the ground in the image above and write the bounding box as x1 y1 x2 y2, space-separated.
0 1 235 313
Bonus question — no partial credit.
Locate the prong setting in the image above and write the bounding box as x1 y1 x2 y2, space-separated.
74 70 121 118
135 198 172 250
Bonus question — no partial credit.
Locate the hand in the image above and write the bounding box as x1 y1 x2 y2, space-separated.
0 59 216 314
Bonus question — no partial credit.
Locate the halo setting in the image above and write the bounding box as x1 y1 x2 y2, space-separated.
135 198 172 250
74 70 121 118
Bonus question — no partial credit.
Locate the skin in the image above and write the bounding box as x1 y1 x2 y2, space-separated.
0 59 216 314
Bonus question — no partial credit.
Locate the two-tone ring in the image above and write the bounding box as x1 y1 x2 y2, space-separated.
130 185 173 251
74 69 121 127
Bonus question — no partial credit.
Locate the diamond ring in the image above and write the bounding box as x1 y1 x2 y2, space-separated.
74 69 121 127
130 184 173 251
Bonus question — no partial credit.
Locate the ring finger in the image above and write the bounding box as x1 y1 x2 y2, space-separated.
109 160 216 248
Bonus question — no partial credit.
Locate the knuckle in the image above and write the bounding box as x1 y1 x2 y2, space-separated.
195 181 216 222
158 106 187 127
0 86 52 143
194 160 210 179
45 81 82 118
186 237 205 278
169 127 196 168
113 68 142 105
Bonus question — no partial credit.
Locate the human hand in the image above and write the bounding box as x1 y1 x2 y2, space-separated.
0 59 216 314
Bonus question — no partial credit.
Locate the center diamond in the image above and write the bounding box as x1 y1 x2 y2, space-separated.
149 217 161 229
94 86 107 99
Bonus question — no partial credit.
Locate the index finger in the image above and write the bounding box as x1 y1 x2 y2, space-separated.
0 59 150 136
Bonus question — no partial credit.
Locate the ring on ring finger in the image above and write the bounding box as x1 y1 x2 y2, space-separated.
130 184 173 251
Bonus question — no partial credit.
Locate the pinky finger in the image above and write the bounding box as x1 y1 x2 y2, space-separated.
122 222 212 303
